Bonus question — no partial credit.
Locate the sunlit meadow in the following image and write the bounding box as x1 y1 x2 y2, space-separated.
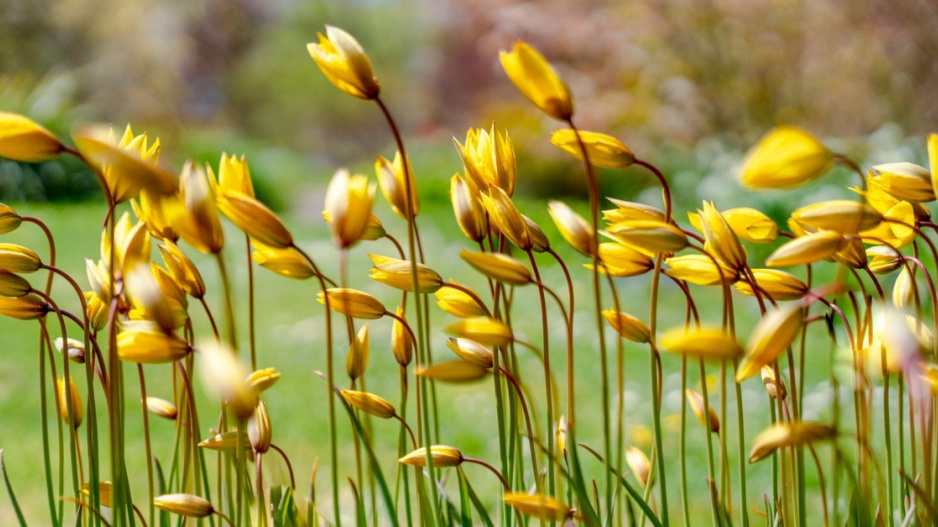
1 21 937 527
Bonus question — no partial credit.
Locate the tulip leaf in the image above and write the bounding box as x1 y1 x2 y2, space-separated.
1 450 27 526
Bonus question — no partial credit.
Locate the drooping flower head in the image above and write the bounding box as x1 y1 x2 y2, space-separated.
307 25 380 100
500 41 574 121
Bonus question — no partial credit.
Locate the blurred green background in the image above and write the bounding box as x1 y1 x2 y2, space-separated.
1 0 937 524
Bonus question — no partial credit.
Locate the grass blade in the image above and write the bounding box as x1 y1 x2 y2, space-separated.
579 443 661 527
1 449 27 526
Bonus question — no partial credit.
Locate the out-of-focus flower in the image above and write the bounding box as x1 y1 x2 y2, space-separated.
306 25 379 100
56 376 83 429
159 240 206 298
166 162 224 254
345 324 370 382
868 162 935 202
503 492 571 522
601 310 651 343
246 368 281 394
196 340 254 419
790 200 882 234
740 127 833 189
455 125 516 196
132 191 177 242
664 254 737 286
445 317 513 347
607 220 687 254
686 389 719 433
500 41 574 121
416 360 490 383
146 397 178 420
737 303 804 381
625 446 653 487
735 269 808 301
658 327 743 361
391 306 413 367
748 422 836 463
323 168 375 249
0 111 64 162
375 152 418 219
73 125 176 203
368 254 443 293
550 129 634 168
252 242 315 280
765 231 844 267
54 337 86 363
317 288 386 319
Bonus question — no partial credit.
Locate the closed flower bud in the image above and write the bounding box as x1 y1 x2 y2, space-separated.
80 481 113 508
761 366 787 400
307 25 380 100
737 303 804 381
791 200 882 234
245 368 281 394
748 422 835 463
500 41 574 121
450 174 487 242
391 307 414 366
318 288 386 319
869 162 935 202
117 322 190 364
434 282 485 318
416 360 490 383
601 309 651 343
740 126 833 189
345 324 370 381
146 397 178 420
556 416 568 456
248 401 272 454
159 241 206 298
198 431 251 451
153 493 215 518
0 203 22 234
700 201 748 270
735 269 808 301
608 220 688 254
341 389 396 419
0 293 49 320
446 337 494 368
446 317 513 347
503 492 571 522
252 242 315 280
686 389 720 433
455 125 516 195
664 254 738 286
0 243 41 273
659 327 743 361
0 111 64 162
550 129 634 168
368 254 443 293
324 168 375 249
85 292 108 331
892 266 916 309
866 246 903 274
765 230 844 267
125 265 177 335
166 161 224 254
604 199 666 224
832 236 868 268
626 446 653 487
375 152 418 219
399 445 464 467
548 200 596 256
522 215 550 252
0 270 31 298
481 187 532 250
460 250 532 286
213 184 293 248
689 207 778 243
56 376 83 428
54 337 86 363
590 243 653 277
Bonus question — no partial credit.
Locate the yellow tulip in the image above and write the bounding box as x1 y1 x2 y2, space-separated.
0 293 49 320
748 422 836 463
737 303 804 381
345 324 370 381
54 337 86 363
375 152 418 219
868 162 934 202
323 168 374 249
481 187 532 250
929 134 938 199
548 200 596 256
399 445 464 467
689 207 778 243
391 306 414 367
590 242 653 277
686 389 720 434
247 401 272 454
165 161 224 254
0 243 42 273
145 397 178 420
735 269 808 301
56 377 83 429
0 111 64 162
215 152 254 197
446 338 494 368
503 492 571 522
500 41 574 121
626 446 653 487
460 250 531 286
245 368 281 394
866 246 904 274
445 316 513 347
455 125 516 196
252 241 315 280
341 390 396 419
608 220 688 254
550 129 634 168
153 494 215 518
306 25 379 100
124 265 177 335
764 230 844 267
740 126 833 189
132 191 176 242
434 281 486 318
416 360 490 383
523 215 550 252
159 240 206 298
73 124 176 203
213 185 293 248
117 322 191 364
450 174 487 242
601 309 651 343
790 200 882 234
317 288 386 319
368 254 443 293
0 203 22 234
195 340 255 419
658 327 743 361
603 198 666 224
761 366 787 400
664 254 737 286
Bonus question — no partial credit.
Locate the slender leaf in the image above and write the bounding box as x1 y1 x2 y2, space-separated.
579 443 661 527
456 467 473 527
1 450 27 526
341 398 400 527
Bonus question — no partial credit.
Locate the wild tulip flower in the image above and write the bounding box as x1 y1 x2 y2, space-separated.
132 191 177 241
317 288 386 319
748 422 836 463
368 254 443 293
455 125 516 196
550 129 634 168
626 446 653 487
399 445 464 467
688 207 779 243
323 168 375 249
480 187 532 250
765 230 844 267
159 240 206 298
248 401 272 454
246 367 281 393
450 174 487 242
737 303 804 381
416 360 490 383
503 492 571 522
215 152 254 197
341 390 396 419
153 494 215 517
124 265 177 335
601 309 651 343
73 124 176 203
434 282 485 318
548 200 596 256
460 250 532 286
0 203 22 234
56 377 83 429
686 389 720 433
196 340 255 419
375 152 418 219
166 161 224 254
604 198 666 224
0 243 42 273
523 215 551 252
761 366 787 399
117 322 191 364
866 246 904 274
869 162 935 202
0 111 64 162
252 242 315 280
658 327 743 361
735 268 808 301
391 306 414 366
145 397 178 420
211 160 293 248
54 337 86 363
664 254 738 286
0 293 49 320
345 324 370 382
790 200 882 234
307 25 380 100
740 126 833 189
500 40 574 121
446 337 494 368
590 242 654 277
608 220 688 254
929 133 938 198
445 316 513 347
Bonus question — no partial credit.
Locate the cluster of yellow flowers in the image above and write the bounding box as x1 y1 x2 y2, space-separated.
1 21 938 527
